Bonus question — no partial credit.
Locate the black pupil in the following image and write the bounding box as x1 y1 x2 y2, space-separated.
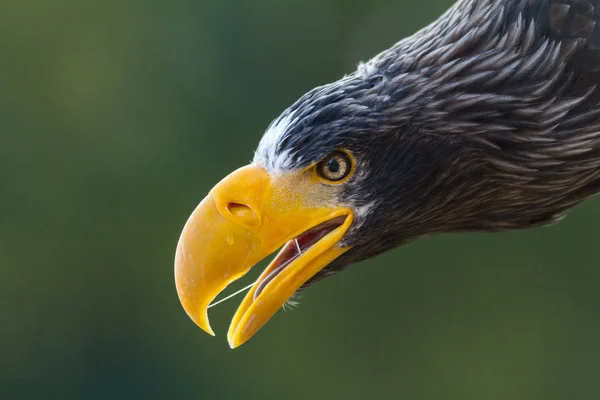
327 158 340 173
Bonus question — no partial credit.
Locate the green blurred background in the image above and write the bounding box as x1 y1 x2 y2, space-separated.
2 0 600 399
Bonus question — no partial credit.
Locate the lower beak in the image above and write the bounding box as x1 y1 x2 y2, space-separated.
174 165 353 348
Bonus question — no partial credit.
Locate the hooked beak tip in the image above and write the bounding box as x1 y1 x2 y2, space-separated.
176 280 216 336
187 307 216 336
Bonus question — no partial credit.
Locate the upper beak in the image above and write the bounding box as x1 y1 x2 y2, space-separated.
174 164 353 348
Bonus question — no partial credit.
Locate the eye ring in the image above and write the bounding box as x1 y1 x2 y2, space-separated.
316 151 353 182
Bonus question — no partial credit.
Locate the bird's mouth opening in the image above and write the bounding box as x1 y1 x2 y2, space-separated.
253 215 347 300
224 213 352 347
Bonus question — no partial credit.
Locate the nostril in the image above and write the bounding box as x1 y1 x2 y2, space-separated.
227 202 249 215
226 202 259 225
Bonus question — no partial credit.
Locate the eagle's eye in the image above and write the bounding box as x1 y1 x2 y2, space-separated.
316 150 353 182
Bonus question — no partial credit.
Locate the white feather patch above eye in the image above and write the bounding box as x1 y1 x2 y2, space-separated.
254 110 299 174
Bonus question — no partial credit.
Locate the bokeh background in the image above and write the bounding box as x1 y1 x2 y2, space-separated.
2 0 600 399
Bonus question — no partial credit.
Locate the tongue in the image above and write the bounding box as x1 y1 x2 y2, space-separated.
253 240 301 300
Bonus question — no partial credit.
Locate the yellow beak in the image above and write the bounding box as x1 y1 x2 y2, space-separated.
174 164 353 348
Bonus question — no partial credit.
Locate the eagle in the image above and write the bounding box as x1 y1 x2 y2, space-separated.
174 0 600 348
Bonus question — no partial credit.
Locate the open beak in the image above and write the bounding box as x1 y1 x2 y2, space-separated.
174 164 353 348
